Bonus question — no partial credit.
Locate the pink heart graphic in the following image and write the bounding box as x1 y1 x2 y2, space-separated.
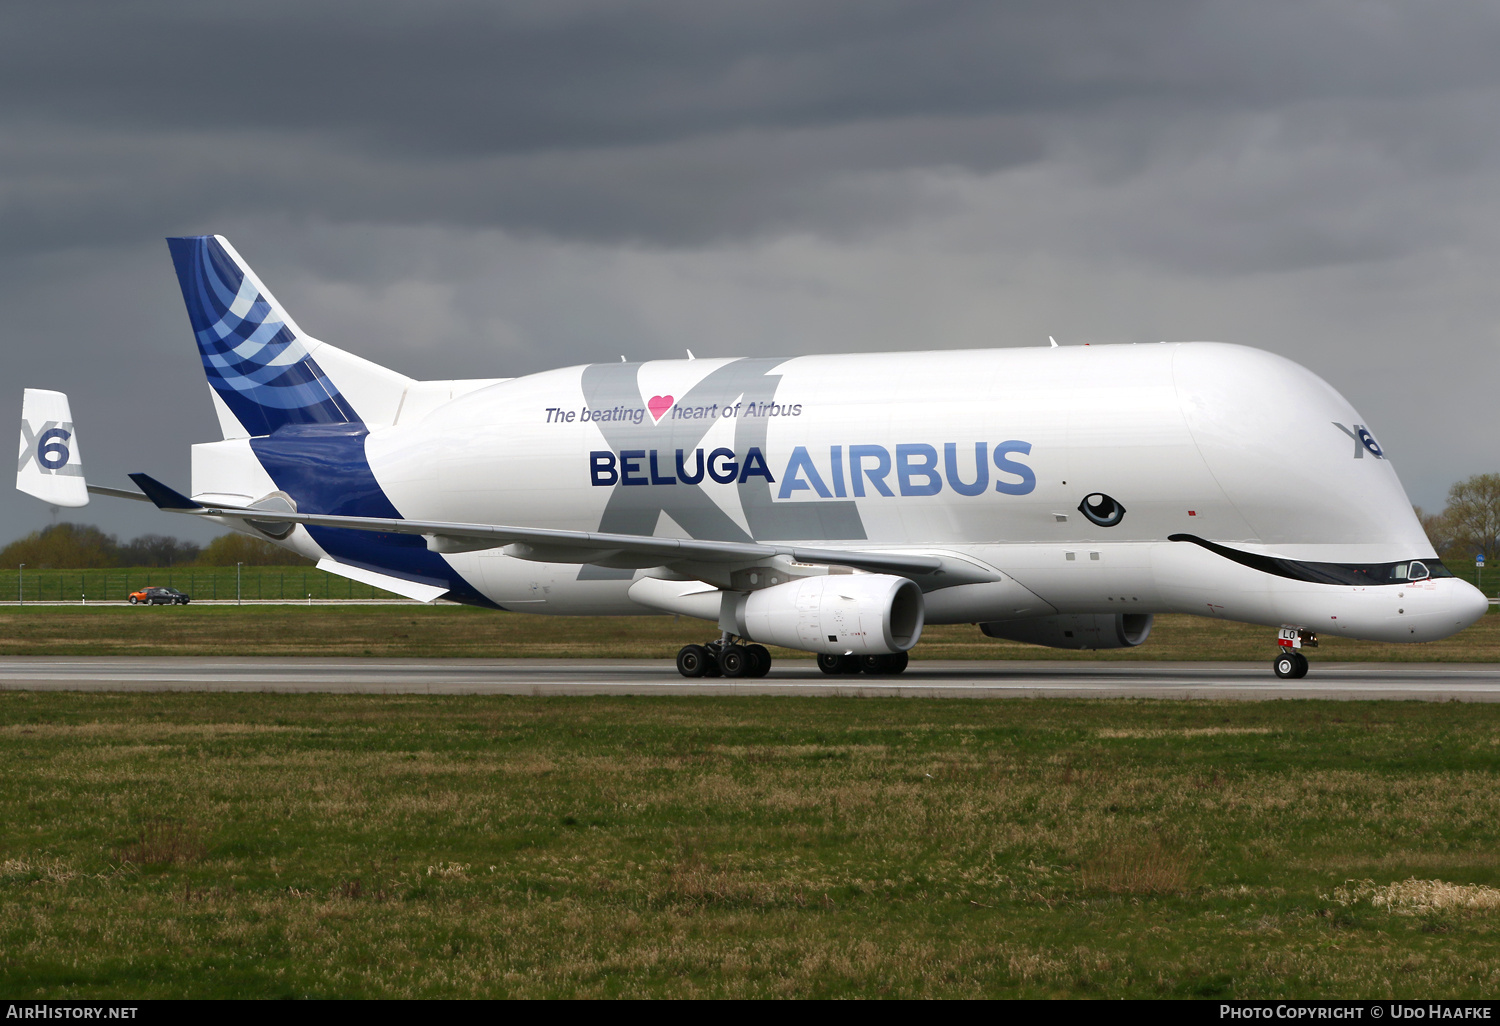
647 394 675 423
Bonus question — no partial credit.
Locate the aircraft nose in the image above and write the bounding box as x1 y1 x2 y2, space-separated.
1450 579 1491 631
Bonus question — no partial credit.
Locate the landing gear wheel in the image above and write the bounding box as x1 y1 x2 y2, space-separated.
745 644 772 678
1273 651 1309 679
860 651 909 675
817 653 845 675
719 646 748 678
677 644 710 678
838 654 862 674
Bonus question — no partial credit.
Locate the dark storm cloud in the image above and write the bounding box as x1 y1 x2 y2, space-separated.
1 0 1499 545
4 0 1500 252
0 114 1047 254
8 0 1187 151
7 1 1492 150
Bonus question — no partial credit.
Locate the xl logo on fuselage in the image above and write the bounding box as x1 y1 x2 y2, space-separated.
1332 422 1384 460
577 357 1035 562
17 420 80 476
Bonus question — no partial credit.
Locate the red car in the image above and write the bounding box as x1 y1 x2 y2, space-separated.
128 586 191 605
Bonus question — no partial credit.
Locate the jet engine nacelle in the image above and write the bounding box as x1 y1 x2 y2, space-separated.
723 573 925 655
980 613 1153 650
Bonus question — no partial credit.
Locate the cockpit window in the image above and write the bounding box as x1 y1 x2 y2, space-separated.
1170 535 1454 586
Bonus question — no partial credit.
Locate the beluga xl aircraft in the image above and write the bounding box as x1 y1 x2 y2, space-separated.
16 236 1488 679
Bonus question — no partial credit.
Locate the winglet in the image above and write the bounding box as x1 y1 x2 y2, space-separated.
127 473 204 512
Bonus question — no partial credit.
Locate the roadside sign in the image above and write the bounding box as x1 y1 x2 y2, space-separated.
1479 554 1486 568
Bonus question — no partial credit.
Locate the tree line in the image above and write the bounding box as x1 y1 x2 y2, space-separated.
1418 473 1500 564
0 523 313 569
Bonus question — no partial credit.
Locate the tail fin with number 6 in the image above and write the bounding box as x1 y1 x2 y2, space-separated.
16 388 88 507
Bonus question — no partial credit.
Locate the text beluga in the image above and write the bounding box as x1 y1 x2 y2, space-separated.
590 441 1035 497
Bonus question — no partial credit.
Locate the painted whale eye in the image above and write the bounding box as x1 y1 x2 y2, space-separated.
1078 493 1126 527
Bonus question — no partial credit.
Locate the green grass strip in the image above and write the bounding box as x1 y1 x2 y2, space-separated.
3 693 1500 997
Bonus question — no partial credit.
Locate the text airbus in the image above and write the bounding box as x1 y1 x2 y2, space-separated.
589 441 1035 497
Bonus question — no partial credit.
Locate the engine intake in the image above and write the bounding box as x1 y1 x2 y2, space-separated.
980 613 1152 650
723 574 924 655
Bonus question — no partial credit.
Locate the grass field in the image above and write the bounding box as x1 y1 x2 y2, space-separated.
3 693 1500 998
0 603 1495 661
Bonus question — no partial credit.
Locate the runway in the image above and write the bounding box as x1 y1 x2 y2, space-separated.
1 657 1499 700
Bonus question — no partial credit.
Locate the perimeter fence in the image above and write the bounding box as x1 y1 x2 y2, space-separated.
0 565 400 602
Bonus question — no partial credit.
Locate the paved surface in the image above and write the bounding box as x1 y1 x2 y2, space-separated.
0 600 420 606
1 657 1498 700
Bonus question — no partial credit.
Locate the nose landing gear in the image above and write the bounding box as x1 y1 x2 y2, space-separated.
1272 626 1315 679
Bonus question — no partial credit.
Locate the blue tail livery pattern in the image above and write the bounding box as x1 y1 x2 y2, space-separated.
167 235 360 436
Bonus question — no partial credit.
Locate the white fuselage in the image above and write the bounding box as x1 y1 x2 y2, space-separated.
197 342 1487 643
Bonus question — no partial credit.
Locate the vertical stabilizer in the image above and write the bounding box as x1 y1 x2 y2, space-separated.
17 388 88 507
167 235 364 437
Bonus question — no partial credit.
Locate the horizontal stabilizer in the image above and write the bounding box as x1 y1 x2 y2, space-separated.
87 483 152 503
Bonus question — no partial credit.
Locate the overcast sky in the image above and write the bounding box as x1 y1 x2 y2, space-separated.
3 0 1498 544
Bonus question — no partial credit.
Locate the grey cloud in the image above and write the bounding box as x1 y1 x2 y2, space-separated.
0 113 1049 256
1 0 1499 545
2 1 1135 153
5 0 1500 257
7 2 1500 154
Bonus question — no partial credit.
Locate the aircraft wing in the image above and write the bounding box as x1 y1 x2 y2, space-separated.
127 473 958 580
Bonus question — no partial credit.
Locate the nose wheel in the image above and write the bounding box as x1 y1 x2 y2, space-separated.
1273 650 1309 679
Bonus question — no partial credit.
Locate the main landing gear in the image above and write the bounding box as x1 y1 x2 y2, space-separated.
676 634 772 679
1272 626 1315 679
817 651 909 676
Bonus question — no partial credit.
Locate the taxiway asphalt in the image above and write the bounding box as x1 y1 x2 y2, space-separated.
0 657 1498 700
